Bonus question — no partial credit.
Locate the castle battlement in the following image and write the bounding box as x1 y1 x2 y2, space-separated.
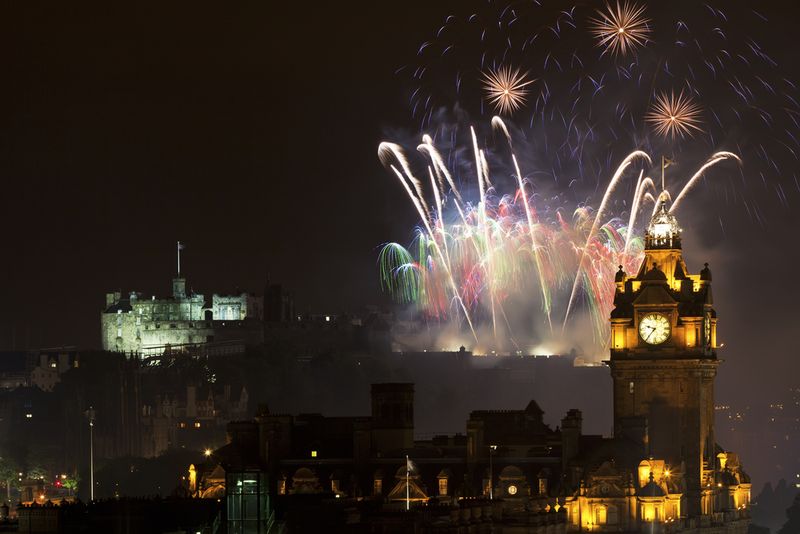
101 274 264 356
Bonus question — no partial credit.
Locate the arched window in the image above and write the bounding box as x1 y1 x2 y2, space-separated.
438 477 448 496
595 505 607 525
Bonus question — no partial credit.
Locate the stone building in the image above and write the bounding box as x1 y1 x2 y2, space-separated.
139 383 249 458
101 273 264 356
190 383 569 532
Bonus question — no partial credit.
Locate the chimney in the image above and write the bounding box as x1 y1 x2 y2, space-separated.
561 409 582 469
370 383 414 454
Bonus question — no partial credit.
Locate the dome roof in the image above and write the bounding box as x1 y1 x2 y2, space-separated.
499 465 525 480
293 467 317 482
700 262 712 281
646 200 682 249
638 479 665 497
637 472 665 497
642 263 667 281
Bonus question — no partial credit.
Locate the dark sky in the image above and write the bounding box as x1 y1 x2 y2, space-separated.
0 1 798 404
0 2 446 348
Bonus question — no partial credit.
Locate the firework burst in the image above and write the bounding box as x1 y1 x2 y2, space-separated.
481 66 533 115
589 2 651 56
378 120 741 353
645 90 704 139
386 0 792 350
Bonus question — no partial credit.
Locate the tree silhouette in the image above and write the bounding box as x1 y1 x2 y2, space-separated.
778 493 800 534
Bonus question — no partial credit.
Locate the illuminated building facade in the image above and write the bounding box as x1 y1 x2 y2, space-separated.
562 200 751 532
101 274 263 355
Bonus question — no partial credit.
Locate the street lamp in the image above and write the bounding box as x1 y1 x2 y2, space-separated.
488 445 497 499
86 407 96 502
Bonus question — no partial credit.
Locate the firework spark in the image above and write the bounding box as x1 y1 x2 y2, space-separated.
481 66 534 114
645 90 704 139
379 121 740 353
589 1 651 56
388 0 789 351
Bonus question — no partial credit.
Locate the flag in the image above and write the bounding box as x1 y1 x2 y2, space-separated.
663 156 675 168
177 241 185 250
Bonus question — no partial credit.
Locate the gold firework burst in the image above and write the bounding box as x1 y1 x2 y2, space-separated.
645 90 704 139
589 1 651 56
482 66 534 115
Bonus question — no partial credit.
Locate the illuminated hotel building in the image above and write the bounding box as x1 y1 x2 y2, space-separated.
562 200 751 532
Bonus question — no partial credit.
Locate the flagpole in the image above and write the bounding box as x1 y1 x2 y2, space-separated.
177 241 181 276
406 455 410 511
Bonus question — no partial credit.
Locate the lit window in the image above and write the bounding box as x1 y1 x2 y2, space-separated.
325 316 330 322
179 422 186 429
50 362 57 368
438 478 448 496
310 450 317 458
629 381 635 394
25 413 33 419
595 505 607 524
194 422 201 428
373 479 382 495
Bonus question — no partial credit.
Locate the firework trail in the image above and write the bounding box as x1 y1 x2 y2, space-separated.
401 1 795 206
378 0 790 352
379 143 480 342
670 151 743 213
562 150 651 331
379 114 741 351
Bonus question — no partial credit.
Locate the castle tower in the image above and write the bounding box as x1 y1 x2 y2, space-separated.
370 383 414 455
608 200 717 518
172 277 187 299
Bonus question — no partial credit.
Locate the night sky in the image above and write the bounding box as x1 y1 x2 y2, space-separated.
0 0 798 405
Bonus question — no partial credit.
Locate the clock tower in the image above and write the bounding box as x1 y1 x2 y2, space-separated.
608 199 717 517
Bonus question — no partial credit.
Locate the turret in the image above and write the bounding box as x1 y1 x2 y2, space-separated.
561 409 582 469
172 277 187 299
645 200 681 250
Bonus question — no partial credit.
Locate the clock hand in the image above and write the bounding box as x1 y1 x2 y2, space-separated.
645 326 657 342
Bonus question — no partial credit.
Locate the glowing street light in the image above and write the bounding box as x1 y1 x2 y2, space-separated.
86 406 96 502
488 445 498 499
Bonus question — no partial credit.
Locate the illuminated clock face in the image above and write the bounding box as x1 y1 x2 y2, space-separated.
639 313 671 345
507 484 518 495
